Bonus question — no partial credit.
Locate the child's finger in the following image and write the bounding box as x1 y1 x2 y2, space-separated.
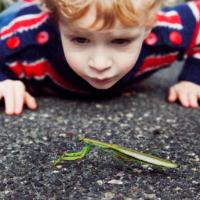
24 92 37 110
3 85 15 115
188 93 199 108
178 92 189 107
168 87 178 102
14 82 26 115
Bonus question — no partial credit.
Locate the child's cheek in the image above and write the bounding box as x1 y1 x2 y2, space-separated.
64 52 86 75
117 53 140 75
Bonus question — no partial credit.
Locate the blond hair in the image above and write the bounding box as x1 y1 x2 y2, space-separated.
42 0 162 30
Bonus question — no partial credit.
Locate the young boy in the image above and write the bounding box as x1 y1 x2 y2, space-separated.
0 0 200 115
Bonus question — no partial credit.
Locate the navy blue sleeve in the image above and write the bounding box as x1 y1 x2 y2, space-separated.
0 63 9 81
0 1 50 81
179 54 200 85
178 2 200 85
0 2 24 80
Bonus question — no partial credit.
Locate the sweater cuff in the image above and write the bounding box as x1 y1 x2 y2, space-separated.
178 57 200 85
0 70 9 81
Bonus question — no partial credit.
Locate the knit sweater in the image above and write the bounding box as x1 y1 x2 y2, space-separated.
0 0 200 97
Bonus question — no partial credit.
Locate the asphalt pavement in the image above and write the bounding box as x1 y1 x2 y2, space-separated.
0 62 200 200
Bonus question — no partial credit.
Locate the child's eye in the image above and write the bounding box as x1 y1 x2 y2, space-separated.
71 37 90 44
111 39 132 46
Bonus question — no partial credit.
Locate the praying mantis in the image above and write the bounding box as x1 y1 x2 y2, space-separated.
53 137 178 169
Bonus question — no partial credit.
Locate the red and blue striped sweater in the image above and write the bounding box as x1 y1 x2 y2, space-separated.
0 0 200 97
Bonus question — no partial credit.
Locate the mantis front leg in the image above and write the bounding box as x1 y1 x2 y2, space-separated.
53 143 91 166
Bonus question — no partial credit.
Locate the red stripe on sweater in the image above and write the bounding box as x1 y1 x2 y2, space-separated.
157 12 182 25
136 53 177 76
0 13 48 38
189 47 200 54
187 1 200 55
8 60 84 93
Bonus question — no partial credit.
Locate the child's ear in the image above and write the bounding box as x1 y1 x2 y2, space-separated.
144 26 153 39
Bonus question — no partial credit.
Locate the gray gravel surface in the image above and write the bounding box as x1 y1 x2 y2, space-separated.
0 62 200 200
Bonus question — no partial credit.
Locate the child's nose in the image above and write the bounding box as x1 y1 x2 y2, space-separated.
88 57 112 73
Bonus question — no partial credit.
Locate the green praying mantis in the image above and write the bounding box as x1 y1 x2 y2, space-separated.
53 137 178 169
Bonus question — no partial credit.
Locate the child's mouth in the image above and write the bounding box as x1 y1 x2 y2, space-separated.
90 77 113 84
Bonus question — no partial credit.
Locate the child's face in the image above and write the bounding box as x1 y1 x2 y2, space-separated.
59 6 150 89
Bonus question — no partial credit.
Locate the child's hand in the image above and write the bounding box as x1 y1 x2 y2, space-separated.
0 80 37 115
168 81 200 108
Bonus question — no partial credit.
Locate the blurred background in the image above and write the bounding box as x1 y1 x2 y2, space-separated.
0 0 15 11
163 0 189 6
